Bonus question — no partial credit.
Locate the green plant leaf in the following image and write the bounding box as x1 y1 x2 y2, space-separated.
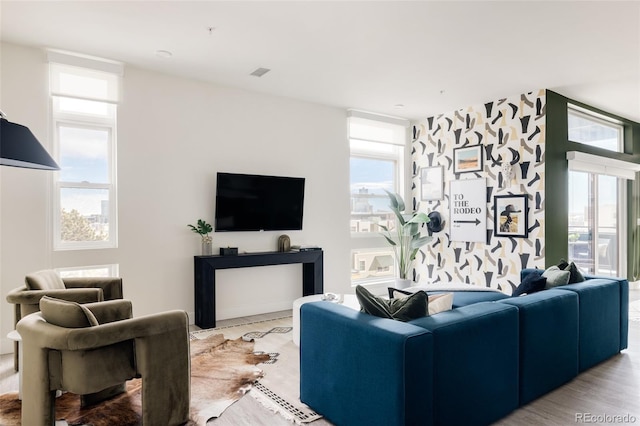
382 235 397 246
411 235 433 249
407 212 430 224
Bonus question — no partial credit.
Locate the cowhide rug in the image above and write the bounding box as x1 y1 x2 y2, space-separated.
0 334 270 426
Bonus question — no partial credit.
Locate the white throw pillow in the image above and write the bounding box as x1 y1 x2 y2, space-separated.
428 293 453 315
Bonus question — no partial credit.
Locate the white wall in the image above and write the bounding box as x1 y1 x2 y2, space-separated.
1 42 352 353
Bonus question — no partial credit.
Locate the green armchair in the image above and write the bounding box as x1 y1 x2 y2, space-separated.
17 297 190 426
5 269 123 371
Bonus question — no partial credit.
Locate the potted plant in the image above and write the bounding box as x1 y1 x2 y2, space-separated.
188 219 213 255
379 190 432 288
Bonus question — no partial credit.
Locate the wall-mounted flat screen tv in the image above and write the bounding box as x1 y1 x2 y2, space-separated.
215 172 305 232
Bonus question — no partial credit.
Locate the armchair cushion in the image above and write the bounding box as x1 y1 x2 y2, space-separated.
25 270 65 290
40 296 99 328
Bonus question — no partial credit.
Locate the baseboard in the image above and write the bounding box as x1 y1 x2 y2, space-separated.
630 281 640 291
216 300 294 321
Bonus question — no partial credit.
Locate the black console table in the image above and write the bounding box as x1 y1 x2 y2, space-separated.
194 250 323 328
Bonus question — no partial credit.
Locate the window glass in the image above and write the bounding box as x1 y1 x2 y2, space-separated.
351 248 396 284
58 124 110 183
568 106 622 152
60 188 110 242
350 156 396 233
57 264 119 278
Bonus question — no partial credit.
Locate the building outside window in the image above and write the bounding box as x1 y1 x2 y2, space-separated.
349 111 408 288
49 51 122 250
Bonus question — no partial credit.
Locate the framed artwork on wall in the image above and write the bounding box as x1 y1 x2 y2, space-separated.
453 145 484 174
420 166 444 201
494 194 528 238
450 178 487 243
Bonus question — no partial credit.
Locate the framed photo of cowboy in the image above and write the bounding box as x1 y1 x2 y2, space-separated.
494 194 528 238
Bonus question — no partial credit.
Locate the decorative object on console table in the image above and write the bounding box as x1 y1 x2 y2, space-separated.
277 234 291 252
291 245 321 252
220 247 238 256
188 219 213 255
379 190 432 289
494 194 529 238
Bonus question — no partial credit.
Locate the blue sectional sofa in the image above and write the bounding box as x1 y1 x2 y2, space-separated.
299 271 628 426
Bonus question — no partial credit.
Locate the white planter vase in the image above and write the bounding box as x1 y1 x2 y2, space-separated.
201 236 213 256
394 278 413 290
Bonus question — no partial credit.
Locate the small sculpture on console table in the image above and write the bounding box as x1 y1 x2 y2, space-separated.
278 235 291 252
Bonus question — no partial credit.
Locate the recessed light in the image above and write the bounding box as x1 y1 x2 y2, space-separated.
394 104 405 108
156 50 172 58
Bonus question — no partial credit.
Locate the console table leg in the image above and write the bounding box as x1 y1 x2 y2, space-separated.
195 262 216 329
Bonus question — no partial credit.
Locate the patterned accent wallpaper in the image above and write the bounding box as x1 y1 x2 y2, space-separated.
411 89 546 294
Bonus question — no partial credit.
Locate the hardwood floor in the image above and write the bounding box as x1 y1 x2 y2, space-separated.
2 294 639 425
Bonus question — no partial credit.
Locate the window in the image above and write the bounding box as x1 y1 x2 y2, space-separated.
566 106 640 277
49 52 122 250
56 264 119 278
568 105 623 152
349 111 408 287
568 171 624 276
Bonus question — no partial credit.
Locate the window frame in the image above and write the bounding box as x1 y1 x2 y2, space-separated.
348 112 409 289
49 53 120 251
567 104 624 153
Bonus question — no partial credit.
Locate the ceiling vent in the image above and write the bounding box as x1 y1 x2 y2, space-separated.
250 67 271 77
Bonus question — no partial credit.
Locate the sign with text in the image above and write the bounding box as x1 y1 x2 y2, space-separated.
450 178 487 243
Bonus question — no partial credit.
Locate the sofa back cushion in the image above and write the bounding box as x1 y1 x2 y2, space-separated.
40 296 99 328
25 270 65 290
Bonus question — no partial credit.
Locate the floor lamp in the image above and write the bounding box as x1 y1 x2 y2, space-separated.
0 111 59 170
1 110 59 372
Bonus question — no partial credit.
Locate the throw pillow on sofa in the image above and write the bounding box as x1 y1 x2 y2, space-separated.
356 285 428 322
557 259 585 284
40 295 99 328
427 293 454 315
512 270 547 296
542 266 571 289
389 288 453 315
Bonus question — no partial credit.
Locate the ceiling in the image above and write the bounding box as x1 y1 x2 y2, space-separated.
1 1 639 122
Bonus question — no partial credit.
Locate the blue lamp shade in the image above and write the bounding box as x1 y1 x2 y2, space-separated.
0 118 60 170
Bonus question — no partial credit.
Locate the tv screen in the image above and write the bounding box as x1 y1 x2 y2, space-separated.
215 172 305 232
